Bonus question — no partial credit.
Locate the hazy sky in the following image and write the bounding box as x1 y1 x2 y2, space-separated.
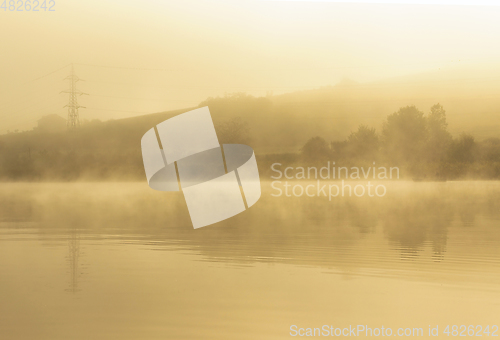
1 0 500 132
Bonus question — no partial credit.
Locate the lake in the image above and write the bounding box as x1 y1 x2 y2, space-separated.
0 181 499 339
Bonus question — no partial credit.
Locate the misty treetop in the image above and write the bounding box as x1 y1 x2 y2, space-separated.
301 104 500 180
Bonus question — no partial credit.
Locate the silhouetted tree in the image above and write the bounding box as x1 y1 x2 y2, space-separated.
479 138 500 162
426 104 452 162
346 125 379 160
301 136 331 162
331 140 348 160
449 133 476 163
216 117 251 145
382 105 427 165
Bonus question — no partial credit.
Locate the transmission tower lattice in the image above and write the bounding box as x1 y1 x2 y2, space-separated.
62 64 88 128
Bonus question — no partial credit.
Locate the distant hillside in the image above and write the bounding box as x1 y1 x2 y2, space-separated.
271 68 500 147
193 68 500 153
2 65 500 181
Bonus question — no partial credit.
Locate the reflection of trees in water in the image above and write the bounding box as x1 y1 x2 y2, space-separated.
381 198 452 261
458 199 478 227
1 183 500 274
344 202 378 234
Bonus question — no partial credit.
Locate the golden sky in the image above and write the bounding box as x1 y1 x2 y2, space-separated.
1 0 500 132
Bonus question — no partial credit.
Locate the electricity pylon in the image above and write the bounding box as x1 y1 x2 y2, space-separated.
62 64 88 129
67 230 81 293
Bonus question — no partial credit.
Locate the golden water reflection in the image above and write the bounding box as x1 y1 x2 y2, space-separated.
0 181 499 339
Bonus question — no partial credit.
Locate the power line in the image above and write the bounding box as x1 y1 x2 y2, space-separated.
0 64 71 97
33 64 72 81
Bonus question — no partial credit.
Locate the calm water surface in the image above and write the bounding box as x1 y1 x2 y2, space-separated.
0 181 499 339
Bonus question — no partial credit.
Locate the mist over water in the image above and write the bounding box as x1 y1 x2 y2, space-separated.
1 181 499 339
2 1 500 338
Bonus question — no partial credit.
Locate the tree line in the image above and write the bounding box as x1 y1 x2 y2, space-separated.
300 104 500 180
1 101 499 181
